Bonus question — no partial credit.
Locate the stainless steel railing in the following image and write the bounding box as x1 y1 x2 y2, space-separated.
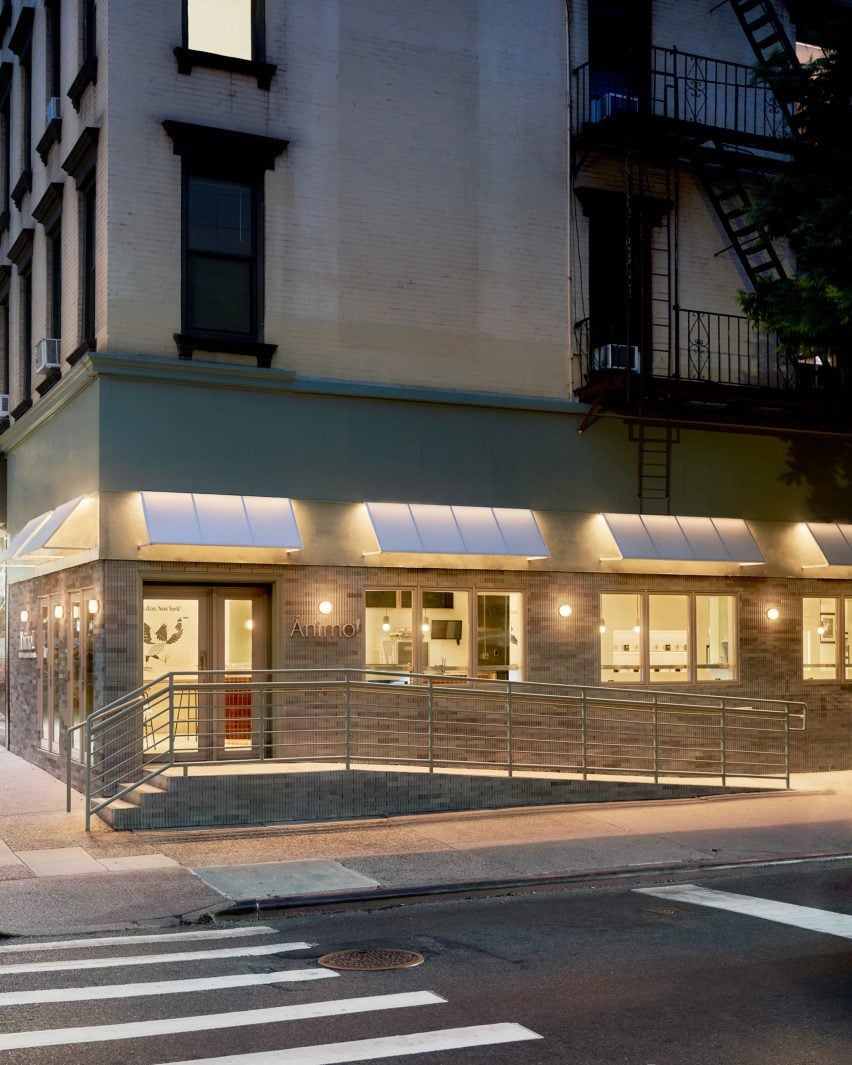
67 669 806 829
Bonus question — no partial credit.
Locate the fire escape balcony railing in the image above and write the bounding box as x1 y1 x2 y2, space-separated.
678 308 791 389
574 310 796 392
572 47 791 143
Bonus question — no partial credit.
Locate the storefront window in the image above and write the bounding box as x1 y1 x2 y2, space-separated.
38 599 50 749
695 595 735 680
600 593 642 682
649 595 689 682
845 599 852 681
477 592 523 681
365 588 522 681
51 597 65 755
422 590 470 678
364 590 414 677
70 596 83 757
601 592 738 683
143 596 201 751
803 596 837 679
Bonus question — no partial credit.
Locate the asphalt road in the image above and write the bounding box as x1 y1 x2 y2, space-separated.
0 862 850 1064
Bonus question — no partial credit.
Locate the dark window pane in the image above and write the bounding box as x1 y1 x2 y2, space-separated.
365 591 397 609
188 177 252 255
187 254 251 334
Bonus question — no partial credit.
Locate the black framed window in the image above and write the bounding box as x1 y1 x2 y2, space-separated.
50 225 62 341
164 120 284 363
68 0 97 111
185 0 258 61
0 285 9 412
82 178 95 342
20 267 31 403
37 4 63 163
176 0 275 88
186 172 256 337
0 91 9 222
61 126 98 358
21 45 31 167
47 0 62 100
82 0 96 63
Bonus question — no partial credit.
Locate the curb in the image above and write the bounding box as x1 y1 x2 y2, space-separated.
208 850 852 920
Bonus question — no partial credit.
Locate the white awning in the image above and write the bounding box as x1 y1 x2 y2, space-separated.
805 523 852 565
2 496 95 564
140 492 302 549
602 513 764 563
365 502 549 556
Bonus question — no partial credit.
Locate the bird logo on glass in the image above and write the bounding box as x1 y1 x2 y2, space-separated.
143 618 187 665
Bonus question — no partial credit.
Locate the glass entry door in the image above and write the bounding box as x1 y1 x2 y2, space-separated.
143 585 268 759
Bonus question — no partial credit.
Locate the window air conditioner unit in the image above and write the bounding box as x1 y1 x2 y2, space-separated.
34 338 61 375
0 394 8 418
592 343 640 372
590 92 639 123
45 97 61 124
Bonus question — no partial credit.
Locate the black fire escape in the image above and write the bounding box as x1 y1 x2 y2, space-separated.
571 0 850 515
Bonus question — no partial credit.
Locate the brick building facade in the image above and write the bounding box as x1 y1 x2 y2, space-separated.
0 1 850 811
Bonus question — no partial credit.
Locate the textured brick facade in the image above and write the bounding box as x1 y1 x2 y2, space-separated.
8 558 849 787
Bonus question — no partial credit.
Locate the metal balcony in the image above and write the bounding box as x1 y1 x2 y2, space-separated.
572 47 792 147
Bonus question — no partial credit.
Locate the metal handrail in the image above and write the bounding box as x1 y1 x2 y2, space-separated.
67 668 807 828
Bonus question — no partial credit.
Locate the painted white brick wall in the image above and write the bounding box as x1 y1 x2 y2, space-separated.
0 0 799 410
103 0 571 397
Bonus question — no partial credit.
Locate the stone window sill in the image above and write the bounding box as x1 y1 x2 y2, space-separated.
174 332 277 368
68 56 98 112
173 47 276 90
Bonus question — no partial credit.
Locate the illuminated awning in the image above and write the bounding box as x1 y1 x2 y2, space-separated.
602 513 764 563
365 502 549 556
805 523 852 565
2 496 95 564
140 492 302 549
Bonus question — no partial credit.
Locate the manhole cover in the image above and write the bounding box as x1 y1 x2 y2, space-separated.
317 948 424 971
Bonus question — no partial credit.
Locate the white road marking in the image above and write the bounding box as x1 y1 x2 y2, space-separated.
0 941 312 974
635 884 852 939
155 1023 544 1064
0 926 280 954
0 991 445 1051
0 968 337 1006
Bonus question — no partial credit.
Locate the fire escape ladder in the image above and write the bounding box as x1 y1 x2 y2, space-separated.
636 421 675 515
728 0 801 127
695 147 787 289
728 0 796 66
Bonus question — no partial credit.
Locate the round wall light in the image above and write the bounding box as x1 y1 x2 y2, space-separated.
19 609 28 624
558 604 573 618
54 604 65 620
318 600 333 615
87 599 100 615
766 607 780 621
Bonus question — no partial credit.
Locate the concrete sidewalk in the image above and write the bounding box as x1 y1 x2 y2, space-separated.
1 746 850 936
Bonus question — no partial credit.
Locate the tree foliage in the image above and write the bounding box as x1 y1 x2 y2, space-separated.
739 30 852 368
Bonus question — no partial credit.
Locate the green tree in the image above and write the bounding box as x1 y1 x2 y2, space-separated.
739 30 852 371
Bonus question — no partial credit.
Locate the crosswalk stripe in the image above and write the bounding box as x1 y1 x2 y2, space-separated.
0 926 279 954
0 968 337 1006
0 991 445 1051
0 941 312 975
155 1023 544 1064
635 884 852 939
